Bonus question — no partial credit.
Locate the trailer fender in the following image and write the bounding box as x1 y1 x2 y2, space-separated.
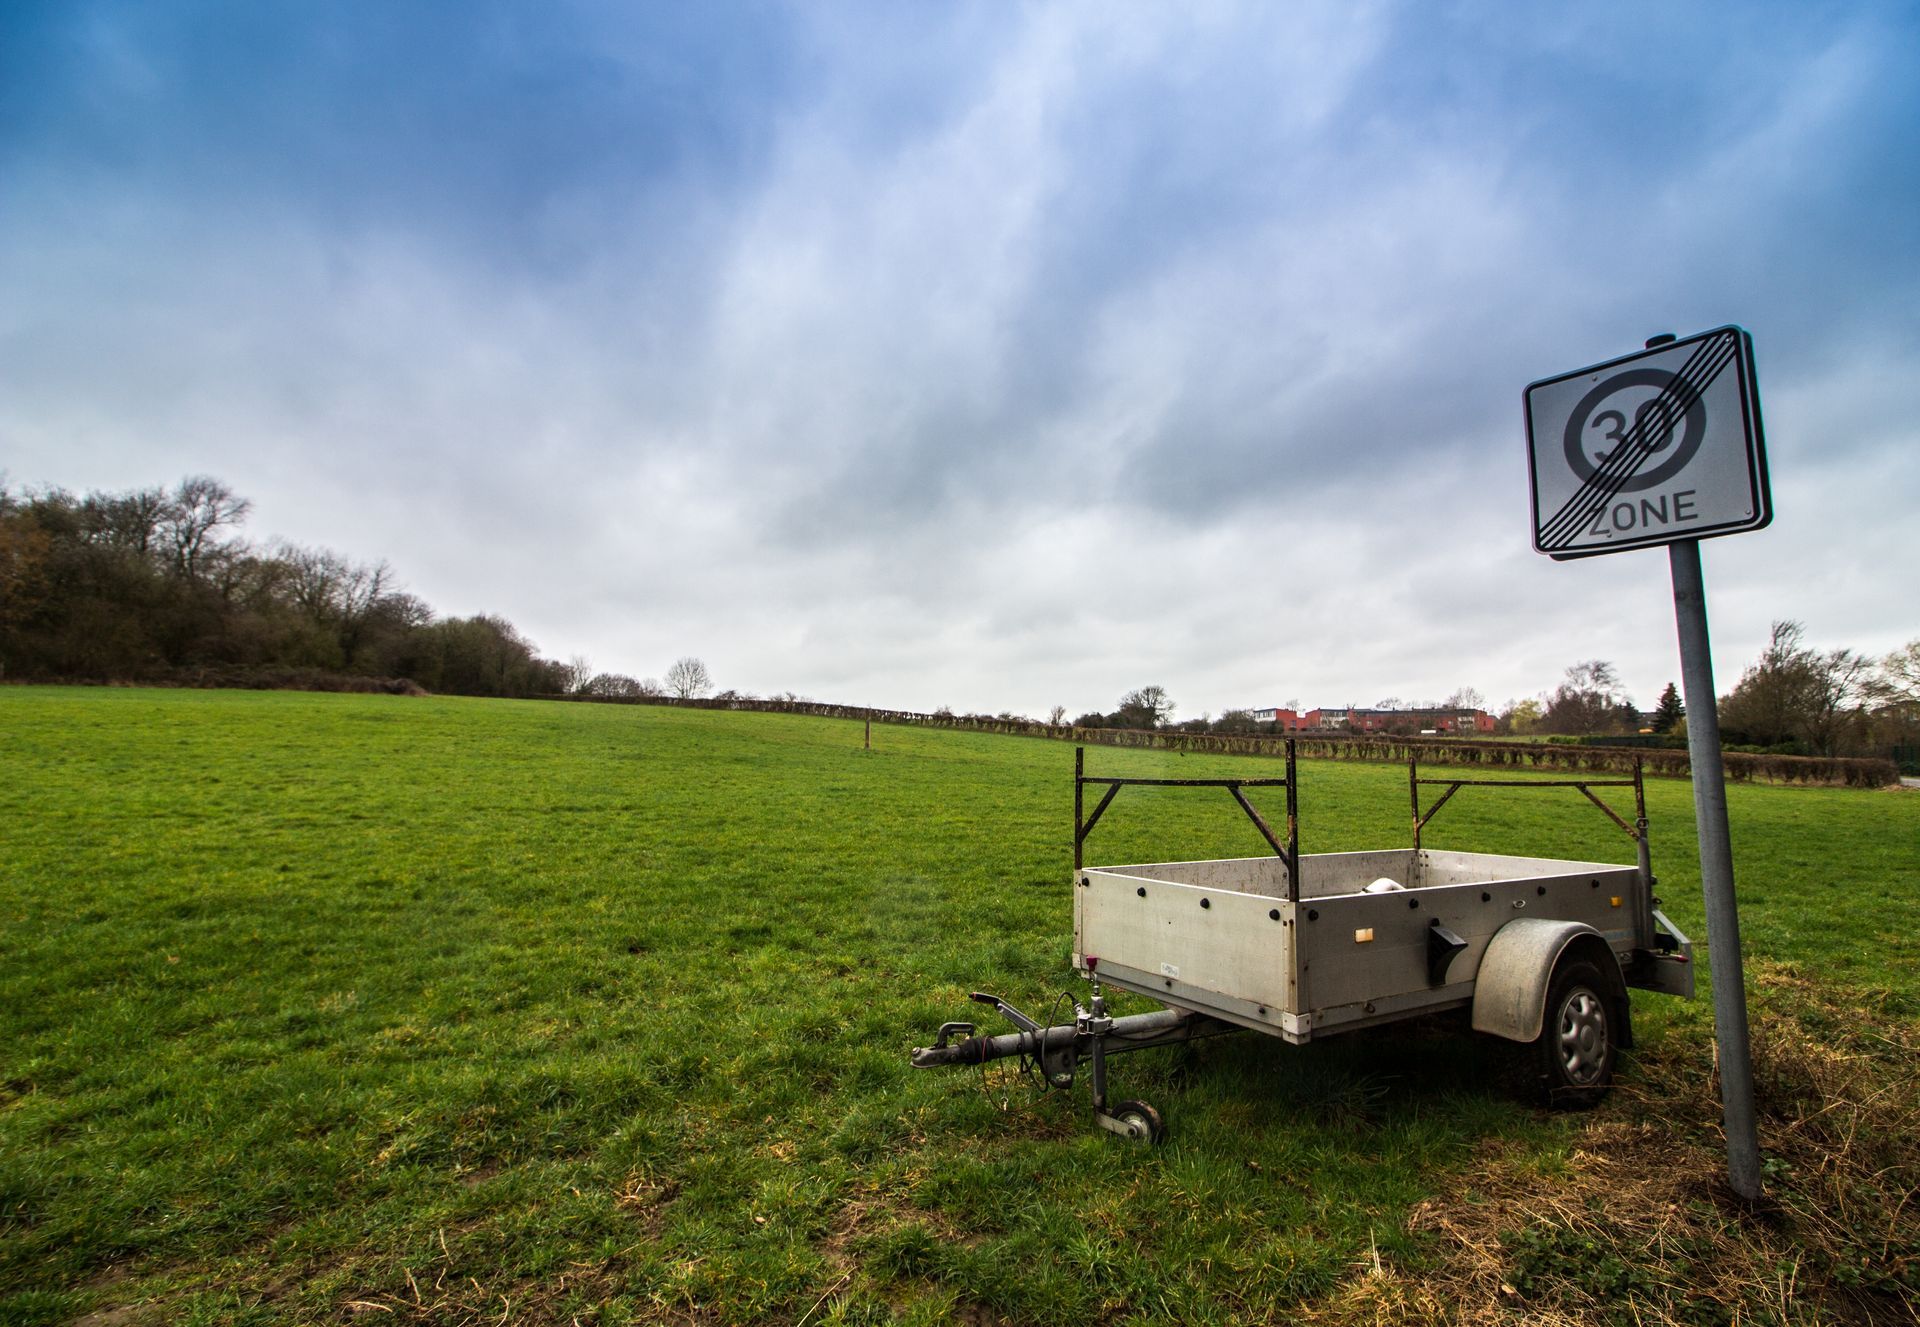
1472 920 1628 1046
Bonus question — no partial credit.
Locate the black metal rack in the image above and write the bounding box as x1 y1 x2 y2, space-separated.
1073 742 1301 902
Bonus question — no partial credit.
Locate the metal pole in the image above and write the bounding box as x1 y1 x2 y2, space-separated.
1074 746 1085 874
1669 537 1762 1200
1632 759 1654 952
1409 756 1421 852
1283 739 1300 902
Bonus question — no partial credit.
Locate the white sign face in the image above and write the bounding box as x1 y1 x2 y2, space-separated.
1524 326 1770 559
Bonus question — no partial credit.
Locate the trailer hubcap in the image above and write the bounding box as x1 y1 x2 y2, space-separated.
1555 989 1608 1084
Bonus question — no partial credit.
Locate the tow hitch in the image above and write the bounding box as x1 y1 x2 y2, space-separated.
910 960 1236 1143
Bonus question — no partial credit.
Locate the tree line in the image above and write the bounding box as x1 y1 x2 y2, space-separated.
1714 622 1917 758
5 477 1911 764
1492 633 1917 760
0 475 593 697
1067 685 1492 738
1049 636 1917 765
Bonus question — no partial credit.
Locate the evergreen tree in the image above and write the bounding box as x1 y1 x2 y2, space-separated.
1652 681 1684 733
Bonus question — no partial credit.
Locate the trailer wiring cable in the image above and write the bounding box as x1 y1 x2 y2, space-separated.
998 991 1076 1095
1028 990 1080 1090
972 1051 1021 1114
1047 989 1075 1038
970 998 1063 1109
965 987 1209 1104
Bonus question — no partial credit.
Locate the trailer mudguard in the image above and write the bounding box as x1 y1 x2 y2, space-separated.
1471 919 1623 1045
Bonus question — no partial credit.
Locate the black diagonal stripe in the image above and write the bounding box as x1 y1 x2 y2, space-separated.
1544 331 1735 540
1540 332 1736 549
1541 332 1735 545
1540 333 1734 546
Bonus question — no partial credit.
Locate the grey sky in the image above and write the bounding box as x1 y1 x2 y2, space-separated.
3 2 1915 718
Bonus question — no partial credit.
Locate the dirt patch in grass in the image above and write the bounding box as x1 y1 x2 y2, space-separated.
454 1161 502 1189
1309 963 1920 1325
616 1173 683 1240
71 1308 147 1327
331 1230 646 1327
67 1260 161 1327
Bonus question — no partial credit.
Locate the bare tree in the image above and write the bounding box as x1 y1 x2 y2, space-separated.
1800 648 1875 756
0 500 51 671
560 655 594 694
1720 621 1811 746
1868 639 1920 751
1719 620 1879 755
1115 685 1174 728
1212 709 1255 734
1443 687 1485 711
1048 704 1067 727
1539 661 1636 735
333 560 395 667
585 673 644 698
278 542 342 620
276 543 400 668
377 592 433 631
1563 660 1624 700
161 476 251 581
86 487 170 556
666 656 711 699
1871 639 1920 708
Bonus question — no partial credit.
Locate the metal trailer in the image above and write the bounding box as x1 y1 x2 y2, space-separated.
911 744 1696 1142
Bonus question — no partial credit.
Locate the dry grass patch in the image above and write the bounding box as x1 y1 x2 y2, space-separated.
1308 963 1918 1326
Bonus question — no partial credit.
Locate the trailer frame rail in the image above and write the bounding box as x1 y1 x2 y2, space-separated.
1074 742 1301 900
1409 756 1647 851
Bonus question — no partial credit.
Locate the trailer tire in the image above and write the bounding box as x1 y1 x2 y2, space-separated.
1110 1099 1166 1144
1534 958 1615 1109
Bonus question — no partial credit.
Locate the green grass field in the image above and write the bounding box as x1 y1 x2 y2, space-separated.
2 688 1916 1325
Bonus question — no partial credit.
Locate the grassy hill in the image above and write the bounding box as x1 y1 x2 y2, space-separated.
2 688 1915 1324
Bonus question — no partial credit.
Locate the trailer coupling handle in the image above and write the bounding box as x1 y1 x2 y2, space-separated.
970 991 1042 1036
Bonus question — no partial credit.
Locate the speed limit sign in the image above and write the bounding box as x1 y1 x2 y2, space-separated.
1522 327 1773 1200
1524 326 1771 559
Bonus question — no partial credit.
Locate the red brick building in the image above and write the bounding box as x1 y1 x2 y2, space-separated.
1243 706 1494 735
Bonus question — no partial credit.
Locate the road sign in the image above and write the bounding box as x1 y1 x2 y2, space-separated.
1522 326 1773 1200
1524 326 1770 560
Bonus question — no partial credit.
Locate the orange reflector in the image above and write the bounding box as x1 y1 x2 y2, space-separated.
1610 896 1623 907
1354 928 1374 943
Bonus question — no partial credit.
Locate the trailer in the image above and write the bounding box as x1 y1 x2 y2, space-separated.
911 744 1696 1141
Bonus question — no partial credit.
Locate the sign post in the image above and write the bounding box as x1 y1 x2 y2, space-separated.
1525 327 1770 1201
1667 536 1760 1199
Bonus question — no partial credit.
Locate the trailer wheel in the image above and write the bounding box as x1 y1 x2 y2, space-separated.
1535 959 1615 1108
1109 1099 1166 1144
